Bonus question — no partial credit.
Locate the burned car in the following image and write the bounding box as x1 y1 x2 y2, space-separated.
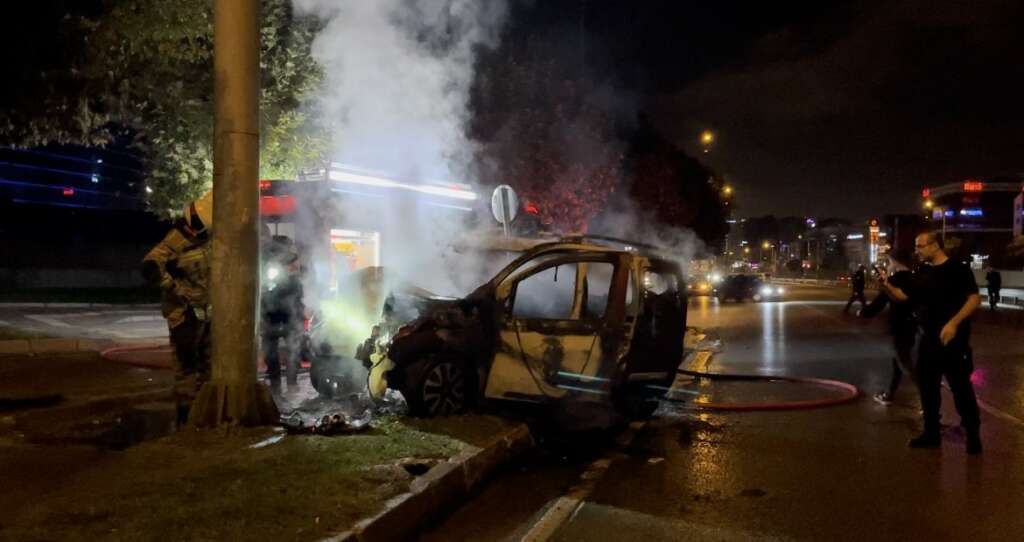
358 239 688 420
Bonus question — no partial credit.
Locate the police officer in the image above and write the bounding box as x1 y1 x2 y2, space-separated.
880 232 982 454
141 192 213 424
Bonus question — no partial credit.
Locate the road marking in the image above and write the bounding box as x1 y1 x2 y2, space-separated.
31 312 103 318
517 423 644 542
978 399 1024 428
25 315 72 328
940 382 1024 429
113 315 165 324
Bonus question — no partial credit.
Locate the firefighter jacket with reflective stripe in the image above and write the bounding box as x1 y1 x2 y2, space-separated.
141 220 211 329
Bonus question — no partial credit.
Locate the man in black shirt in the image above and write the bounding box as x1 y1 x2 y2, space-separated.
985 267 1002 311
844 265 867 313
880 232 982 455
859 251 917 405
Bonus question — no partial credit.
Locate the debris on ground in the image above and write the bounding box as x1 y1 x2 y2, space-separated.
281 411 372 436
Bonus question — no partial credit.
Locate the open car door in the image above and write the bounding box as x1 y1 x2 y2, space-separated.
483 255 629 403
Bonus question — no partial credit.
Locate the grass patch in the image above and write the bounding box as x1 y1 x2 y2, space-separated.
1 415 513 541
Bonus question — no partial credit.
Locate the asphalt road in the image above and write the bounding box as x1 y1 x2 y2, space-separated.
422 284 1024 541
0 304 166 340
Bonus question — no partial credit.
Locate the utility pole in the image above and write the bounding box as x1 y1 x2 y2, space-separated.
191 0 278 426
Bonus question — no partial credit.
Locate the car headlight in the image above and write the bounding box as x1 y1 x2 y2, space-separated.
775 287 784 294
710 273 722 284
266 264 281 281
760 286 773 296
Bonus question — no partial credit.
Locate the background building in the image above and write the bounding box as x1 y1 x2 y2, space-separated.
922 176 1024 267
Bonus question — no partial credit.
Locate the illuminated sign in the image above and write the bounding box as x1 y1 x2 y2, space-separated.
921 188 930 198
846 234 864 240
959 208 983 217
963 181 984 192
62 188 74 196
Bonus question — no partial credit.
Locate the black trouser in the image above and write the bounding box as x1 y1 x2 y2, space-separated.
886 334 916 397
170 311 211 399
917 337 980 434
844 289 866 312
262 322 302 381
988 289 1000 309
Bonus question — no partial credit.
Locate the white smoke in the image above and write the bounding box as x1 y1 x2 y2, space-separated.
292 0 510 296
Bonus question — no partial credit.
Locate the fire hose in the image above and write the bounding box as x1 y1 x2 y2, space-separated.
100 343 174 369
667 368 860 411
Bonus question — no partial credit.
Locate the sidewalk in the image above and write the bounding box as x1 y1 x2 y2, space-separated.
0 352 533 541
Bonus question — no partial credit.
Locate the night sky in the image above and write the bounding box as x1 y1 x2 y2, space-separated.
597 0 1024 220
4 1 1022 221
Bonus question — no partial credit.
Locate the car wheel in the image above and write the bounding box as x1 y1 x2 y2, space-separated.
400 355 473 417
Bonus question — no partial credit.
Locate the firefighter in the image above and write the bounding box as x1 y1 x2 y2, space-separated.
141 192 213 424
261 248 306 385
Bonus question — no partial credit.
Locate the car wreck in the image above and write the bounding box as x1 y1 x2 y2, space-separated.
317 238 689 421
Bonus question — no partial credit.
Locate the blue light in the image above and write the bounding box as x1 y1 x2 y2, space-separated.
91 173 100 183
959 208 983 217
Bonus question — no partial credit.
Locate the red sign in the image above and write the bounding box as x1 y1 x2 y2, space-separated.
963 181 984 192
921 188 930 198
259 195 296 216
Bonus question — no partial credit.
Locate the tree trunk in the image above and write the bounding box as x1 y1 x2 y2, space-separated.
190 0 278 427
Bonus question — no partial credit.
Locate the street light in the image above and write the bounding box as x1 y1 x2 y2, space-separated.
700 130 714 145
722 185 733 196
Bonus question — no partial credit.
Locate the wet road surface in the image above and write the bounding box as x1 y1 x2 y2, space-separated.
0 305 166 340
423 284 1024 541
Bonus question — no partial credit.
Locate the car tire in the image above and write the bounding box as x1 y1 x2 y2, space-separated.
399 355 474 418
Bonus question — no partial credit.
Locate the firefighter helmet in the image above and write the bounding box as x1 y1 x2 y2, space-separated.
184 191 213 233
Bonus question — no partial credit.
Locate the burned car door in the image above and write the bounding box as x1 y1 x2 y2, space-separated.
484 255 628 403
621 260 687 382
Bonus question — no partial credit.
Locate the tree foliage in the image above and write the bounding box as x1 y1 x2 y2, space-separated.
471 51 622 235
0 0 326 215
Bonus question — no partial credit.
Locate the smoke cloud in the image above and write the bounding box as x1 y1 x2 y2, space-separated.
291 0 509 295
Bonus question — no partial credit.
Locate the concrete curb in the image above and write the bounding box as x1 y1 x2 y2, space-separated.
324 423 535 542
0 303 160 309
0 338 104 355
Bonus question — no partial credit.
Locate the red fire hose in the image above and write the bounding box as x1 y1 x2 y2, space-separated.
100 343 174 370
670 368 860 411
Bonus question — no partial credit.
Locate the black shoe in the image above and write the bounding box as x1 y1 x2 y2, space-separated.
908 432 941 449
966 431 983 455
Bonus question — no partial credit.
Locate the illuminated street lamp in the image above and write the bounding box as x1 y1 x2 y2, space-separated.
924 199 934 209
700 130 714 153
722 185 733 196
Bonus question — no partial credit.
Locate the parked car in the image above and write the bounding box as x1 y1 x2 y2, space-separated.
353 239 689 419
713 274 785 302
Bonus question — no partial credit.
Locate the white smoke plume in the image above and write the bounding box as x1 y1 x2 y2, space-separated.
291 0 510 297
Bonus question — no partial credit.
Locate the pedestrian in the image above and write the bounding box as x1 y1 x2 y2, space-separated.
141 192 213 425
985 266 1002 311
844 264 867 313
859 250 917 405
261 250 306 385
879 231 983 454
